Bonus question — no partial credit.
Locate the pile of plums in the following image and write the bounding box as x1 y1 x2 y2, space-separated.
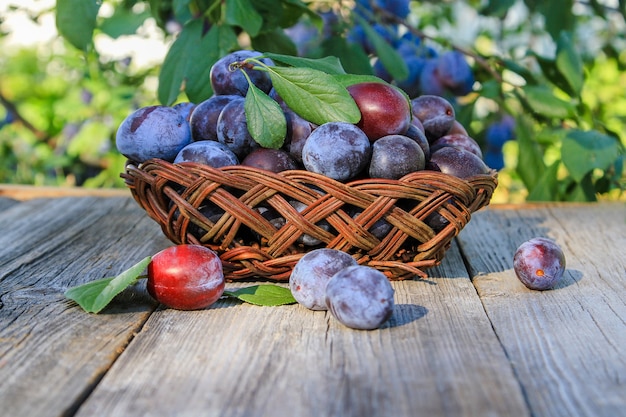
290 248 395 330
116 49 492 185
117 49 496 244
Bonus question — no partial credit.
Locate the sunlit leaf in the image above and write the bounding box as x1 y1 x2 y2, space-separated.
356 16 409 81
225 0 263 37
65 257 151 313
223 285 296 306
263 53 346 74
555 32 584 96
523 86 576 119
561 129 620 182
268 66 361 125
56 0 100 51
159 22 237 105
244 83 287 148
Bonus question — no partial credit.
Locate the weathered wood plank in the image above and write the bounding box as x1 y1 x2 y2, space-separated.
0 197 171 417
0 184 129 200
73 241 528 417
0 196 19 212
457 203 626 417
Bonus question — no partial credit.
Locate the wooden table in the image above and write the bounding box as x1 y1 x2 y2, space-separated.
1 187 624 417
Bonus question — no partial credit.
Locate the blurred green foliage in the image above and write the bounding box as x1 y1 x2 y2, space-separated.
0 0 624 202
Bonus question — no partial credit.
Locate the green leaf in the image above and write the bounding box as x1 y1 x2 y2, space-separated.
100 7 152 39
523 85 576 119
225 0 263 37
56 0 101 51
555 32 584 96
185 25 238 103
561 129 621 182
244 83 287 148
333 74 387 87
159 22 237 105
319 36 373 76
537 0 575 40
357 17 409 82
251 30 298 56
333 74 412 113
500 58 538 85
516 115 546 191
480 0 517 17
263 53 346 75
65 257 152 314
565 174 597 202
224 285 296 306
527 161 560 201
173 0 194 22
267 66 361 126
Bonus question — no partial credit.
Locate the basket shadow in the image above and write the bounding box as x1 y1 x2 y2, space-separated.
380 303 428 329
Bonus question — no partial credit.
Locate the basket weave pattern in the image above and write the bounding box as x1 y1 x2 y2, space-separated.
123 159 497 281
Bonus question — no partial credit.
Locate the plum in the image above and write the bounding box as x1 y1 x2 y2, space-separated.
347 82 411 141
325 265 395 330
284 110 314 163
242 148 299 173
429 147 490 179
403 123 431 161
210 50 273 96
289 248 357 310
147 245 225 310
173 102 196 122
302 122 371 181
514 237 566 290
430 133 483 159
216 98 260 158
368 134 425 179
189 95 240 141
411 95 456 142
174 140 239 167
446 119 469 136
116 105 192 163
436 50 475 96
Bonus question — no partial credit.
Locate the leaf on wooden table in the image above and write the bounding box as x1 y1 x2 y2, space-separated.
64 257 151 313
224 285 296 306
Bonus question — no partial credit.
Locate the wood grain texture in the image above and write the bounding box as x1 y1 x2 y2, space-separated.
1 195 624 417
0 197 171 417
72 241 528 417
457 203 626 417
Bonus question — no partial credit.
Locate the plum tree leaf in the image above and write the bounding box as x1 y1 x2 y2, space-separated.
523 86 576 119
555 32 584 97
516 115 546 191
561 129 620 182
65 257 152 314
245 83 287 149
56 0 101 51
159 22 238 105
225 0 263 37
267 66 361 125
356 16 409 82
263 53 347 74
223 285 296 306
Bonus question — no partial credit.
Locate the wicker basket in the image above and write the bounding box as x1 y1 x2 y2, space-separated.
122 159 497 281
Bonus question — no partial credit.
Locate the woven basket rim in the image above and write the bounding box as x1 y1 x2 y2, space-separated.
123 158 498 281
